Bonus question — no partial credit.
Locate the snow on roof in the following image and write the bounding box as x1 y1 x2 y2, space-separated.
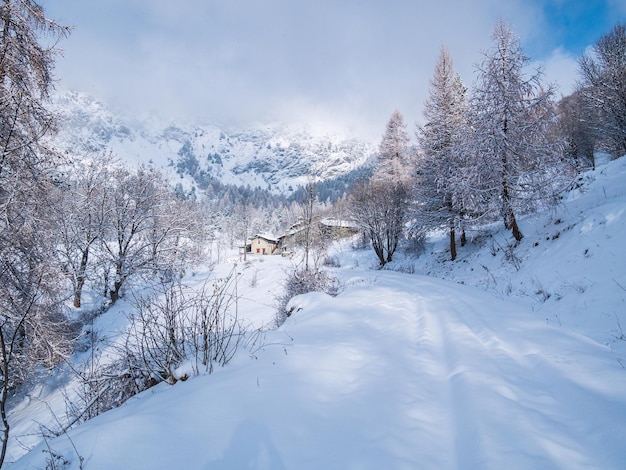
320 218 359 228
252 233 278 243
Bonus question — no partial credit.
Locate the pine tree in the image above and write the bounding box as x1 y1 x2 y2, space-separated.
465 20 563 242
417 45 468 260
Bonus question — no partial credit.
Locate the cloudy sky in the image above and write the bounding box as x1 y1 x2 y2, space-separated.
41 0 626 139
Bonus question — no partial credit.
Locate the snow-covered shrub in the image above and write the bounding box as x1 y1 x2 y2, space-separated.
322 255 341 268
275 267 341 326
68 349 154 425
126 268 244 383
70 269 244 423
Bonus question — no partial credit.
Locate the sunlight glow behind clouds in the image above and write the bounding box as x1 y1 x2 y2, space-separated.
43 0 626 139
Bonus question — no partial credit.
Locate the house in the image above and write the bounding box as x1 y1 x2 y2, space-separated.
277 220 308 256
248 233 279 255
241 218 361 258
276 218 360 256
319 218 360 239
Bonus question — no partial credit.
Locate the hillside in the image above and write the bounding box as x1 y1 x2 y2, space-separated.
8 157 626 468
51 91 377 196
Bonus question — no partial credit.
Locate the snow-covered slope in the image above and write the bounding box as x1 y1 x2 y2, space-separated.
9 158 626 469
13 274 626 469
51 91 377 195
413 155 626 347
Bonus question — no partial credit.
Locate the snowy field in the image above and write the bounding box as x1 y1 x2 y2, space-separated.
9 157 626 469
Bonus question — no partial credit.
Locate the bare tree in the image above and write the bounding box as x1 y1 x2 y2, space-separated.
52 155 113 308
557 90 597 171
233 193 253 261
348 112 412 266
101 165 193 304
0 1 71 465
578 22 626 158
349 179 409 267
300 178 318 271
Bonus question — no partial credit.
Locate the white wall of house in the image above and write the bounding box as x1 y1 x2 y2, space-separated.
251 235 278 255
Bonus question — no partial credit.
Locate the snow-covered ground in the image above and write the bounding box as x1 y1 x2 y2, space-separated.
9 157 626 469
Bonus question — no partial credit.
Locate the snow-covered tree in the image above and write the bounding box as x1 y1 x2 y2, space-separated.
578 22 626 158
417 45 468 260
299 178 318 271
375 110 412 182
352 111 412 265
349 179 408 267
463 20 564 242
101 166 192 303
0 1 71 465
52 155 114 308
557 90 597 171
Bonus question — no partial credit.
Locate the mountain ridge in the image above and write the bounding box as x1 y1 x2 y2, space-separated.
51 90 378 196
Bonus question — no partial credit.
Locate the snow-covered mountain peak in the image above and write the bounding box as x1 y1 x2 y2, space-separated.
50 90 378 195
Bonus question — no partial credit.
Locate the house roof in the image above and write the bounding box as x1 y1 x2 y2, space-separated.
320 218 360 229
252 233 278 243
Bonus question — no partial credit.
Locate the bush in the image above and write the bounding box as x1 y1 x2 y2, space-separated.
275 267 341 326
69 268 244 424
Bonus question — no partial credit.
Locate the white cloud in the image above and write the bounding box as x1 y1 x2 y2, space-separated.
43 0 623 139
533 47 580 98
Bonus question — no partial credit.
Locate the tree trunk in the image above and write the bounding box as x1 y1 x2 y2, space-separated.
502 185 523 242
73 276 85 308
110 260 124 304
509 209 523 242
449 224 457 261
110 279 122 304
73 247 90 308
0 330 10 468
501 129 523 242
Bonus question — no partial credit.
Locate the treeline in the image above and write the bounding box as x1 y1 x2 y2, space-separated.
348 20 626 265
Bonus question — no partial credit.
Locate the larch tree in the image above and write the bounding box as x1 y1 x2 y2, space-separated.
0 1 71 465
417 45 468 260
578 22 626 158
375 110 412 183
465 20 564 242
